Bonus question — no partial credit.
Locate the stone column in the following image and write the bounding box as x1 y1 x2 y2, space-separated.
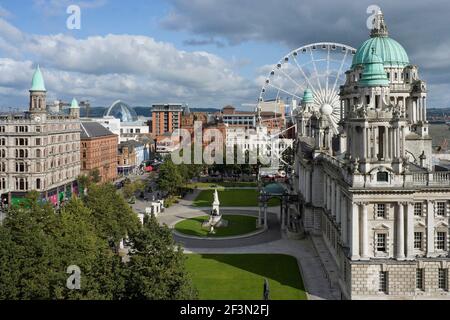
331 179 336 217
360 203 369 259
362 126 367 159
327 176 331 211
373 127 379 160
426 200 434 257
406 202 414 259
423 97 427 121
393 128 397 159
341 196 347 245
350 202 360 260
305 170 311 203
336 187 341 224
396 202 405 260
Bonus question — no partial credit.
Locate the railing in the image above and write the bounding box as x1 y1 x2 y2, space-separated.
410 172 450 187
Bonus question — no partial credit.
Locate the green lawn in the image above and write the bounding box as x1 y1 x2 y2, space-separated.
193 189 280 207
185 254 307 300
186 182 257 189
175 214 259 237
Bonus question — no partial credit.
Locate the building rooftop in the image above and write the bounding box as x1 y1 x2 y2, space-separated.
80 122 115 139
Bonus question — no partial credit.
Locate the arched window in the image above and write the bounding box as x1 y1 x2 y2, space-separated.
377 171 389 182
36 178 41 190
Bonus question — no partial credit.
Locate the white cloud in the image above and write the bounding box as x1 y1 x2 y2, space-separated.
0 18 258 109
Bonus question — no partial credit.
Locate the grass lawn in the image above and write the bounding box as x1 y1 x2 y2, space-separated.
175 215 259 237
186 181 257 189
185 254 307 300
193 189 280 207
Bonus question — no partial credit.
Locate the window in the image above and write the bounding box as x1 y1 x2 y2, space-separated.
0 138 5 146
15 178 28 191
377 172 389 182
15 162 27 173
15 149 28 158
36 126 41 133
0 126 5 133
437 232 446 250
36 178 41 190
414 203 423 216
376 233 387 252
437 202 446 216
15 126 28 133
416 268 424 290
379 271 388 293
15 138 28 146
414 232 423 250
36 138 41 146
36 149 41 158
376 204 386 218
439 269 448 290
0 149 5 158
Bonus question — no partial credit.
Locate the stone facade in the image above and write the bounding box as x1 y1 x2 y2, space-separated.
0 66 81 206
294 11 450 299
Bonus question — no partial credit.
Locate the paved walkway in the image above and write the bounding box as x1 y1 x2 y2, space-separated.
146 189 339 300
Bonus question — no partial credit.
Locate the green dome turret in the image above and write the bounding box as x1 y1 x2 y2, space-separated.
30 65 46 91
302 89 314 104
352 11 409 69
70 98 80 109
359 48 389 87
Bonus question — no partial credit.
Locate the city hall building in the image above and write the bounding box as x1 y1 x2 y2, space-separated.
0 66 81 207
294 12 450 299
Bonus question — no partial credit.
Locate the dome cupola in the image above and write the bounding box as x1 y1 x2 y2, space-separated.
359 48 390 87
352 11 409 69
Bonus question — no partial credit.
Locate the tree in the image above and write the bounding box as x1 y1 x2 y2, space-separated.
84 183 141 249
157 158 182 196
89 168 101 184
0 194 126 300
124 215 197 300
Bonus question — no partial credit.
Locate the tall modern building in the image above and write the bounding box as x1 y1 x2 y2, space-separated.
151 103 183 136
295 11 450 299
0 66 81 207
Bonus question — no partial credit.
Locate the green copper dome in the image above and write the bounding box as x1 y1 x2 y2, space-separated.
352 37 409 69
359 49 389 87
30 65 46 91
302 89 314 104
352 11 409 69
70 98 80 109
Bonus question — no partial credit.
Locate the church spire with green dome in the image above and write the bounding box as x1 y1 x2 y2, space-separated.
30 65 46 91
359 48 389 87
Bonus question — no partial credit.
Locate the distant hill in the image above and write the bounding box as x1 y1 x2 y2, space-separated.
82 106 221 118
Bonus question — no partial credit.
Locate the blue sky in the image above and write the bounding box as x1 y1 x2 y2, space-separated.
0 0 449 110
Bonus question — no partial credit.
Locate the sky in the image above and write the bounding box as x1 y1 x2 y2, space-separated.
0 0 449 111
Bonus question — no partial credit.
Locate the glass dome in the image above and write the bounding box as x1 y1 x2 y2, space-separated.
104 100 138 122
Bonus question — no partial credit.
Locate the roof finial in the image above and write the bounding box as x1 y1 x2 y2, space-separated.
370 10 389 38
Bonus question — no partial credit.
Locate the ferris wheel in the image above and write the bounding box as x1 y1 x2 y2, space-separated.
257 42 356 134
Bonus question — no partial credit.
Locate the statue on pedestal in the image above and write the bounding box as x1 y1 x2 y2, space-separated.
202 189 228 231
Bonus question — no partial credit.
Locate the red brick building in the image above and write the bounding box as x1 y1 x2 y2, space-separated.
80 122 118 183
